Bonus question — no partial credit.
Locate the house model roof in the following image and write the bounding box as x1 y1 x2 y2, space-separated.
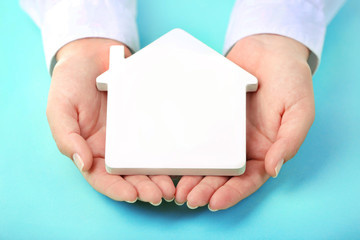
96 29 257 176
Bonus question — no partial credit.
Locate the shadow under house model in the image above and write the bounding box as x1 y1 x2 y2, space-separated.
96 29 258 176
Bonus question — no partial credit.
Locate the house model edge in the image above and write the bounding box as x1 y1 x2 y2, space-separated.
97 29 258 92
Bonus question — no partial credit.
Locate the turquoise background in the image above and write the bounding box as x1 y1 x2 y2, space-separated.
1 0 359 239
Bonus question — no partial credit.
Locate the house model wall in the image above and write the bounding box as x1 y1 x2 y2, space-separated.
96 29 257 176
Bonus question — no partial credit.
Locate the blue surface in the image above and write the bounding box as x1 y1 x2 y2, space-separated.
1 1 359 239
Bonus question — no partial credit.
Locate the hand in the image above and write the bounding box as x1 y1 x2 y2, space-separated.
47 38 175 205
175 34 315 211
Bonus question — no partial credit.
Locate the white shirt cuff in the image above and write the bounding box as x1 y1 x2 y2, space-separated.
23 0 139 74
224 0 327 74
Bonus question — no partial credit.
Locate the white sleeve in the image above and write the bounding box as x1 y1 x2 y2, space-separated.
224 0 346 73
20 0 139 74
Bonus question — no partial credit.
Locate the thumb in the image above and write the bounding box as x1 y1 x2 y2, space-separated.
46 98 93 172
265 101 315 178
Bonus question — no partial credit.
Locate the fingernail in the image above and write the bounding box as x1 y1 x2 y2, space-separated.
186 202 198 210
208 205 218 212
150 199 162 206
164 197 175 203
174 200 184 206
73 153 84 172
274 159 284 178
126 198 138 204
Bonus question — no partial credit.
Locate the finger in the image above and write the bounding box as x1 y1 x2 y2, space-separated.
209 160 270 211
124 175 163 206
84 158 138 202
47 95 93 172
175 176 203 206
149 175 176 202
265 99 315 177
186 176 229 209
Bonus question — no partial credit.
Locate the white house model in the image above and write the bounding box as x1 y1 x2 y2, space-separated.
96 29 257 176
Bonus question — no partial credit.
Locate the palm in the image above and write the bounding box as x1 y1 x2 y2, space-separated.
246 90 280 164
78 87 107 161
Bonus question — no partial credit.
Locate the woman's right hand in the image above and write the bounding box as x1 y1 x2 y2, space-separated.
47 38 176 205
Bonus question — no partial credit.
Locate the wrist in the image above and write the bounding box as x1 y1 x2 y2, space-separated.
236 34 309 60
56 38 131 69
227 34 310 75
